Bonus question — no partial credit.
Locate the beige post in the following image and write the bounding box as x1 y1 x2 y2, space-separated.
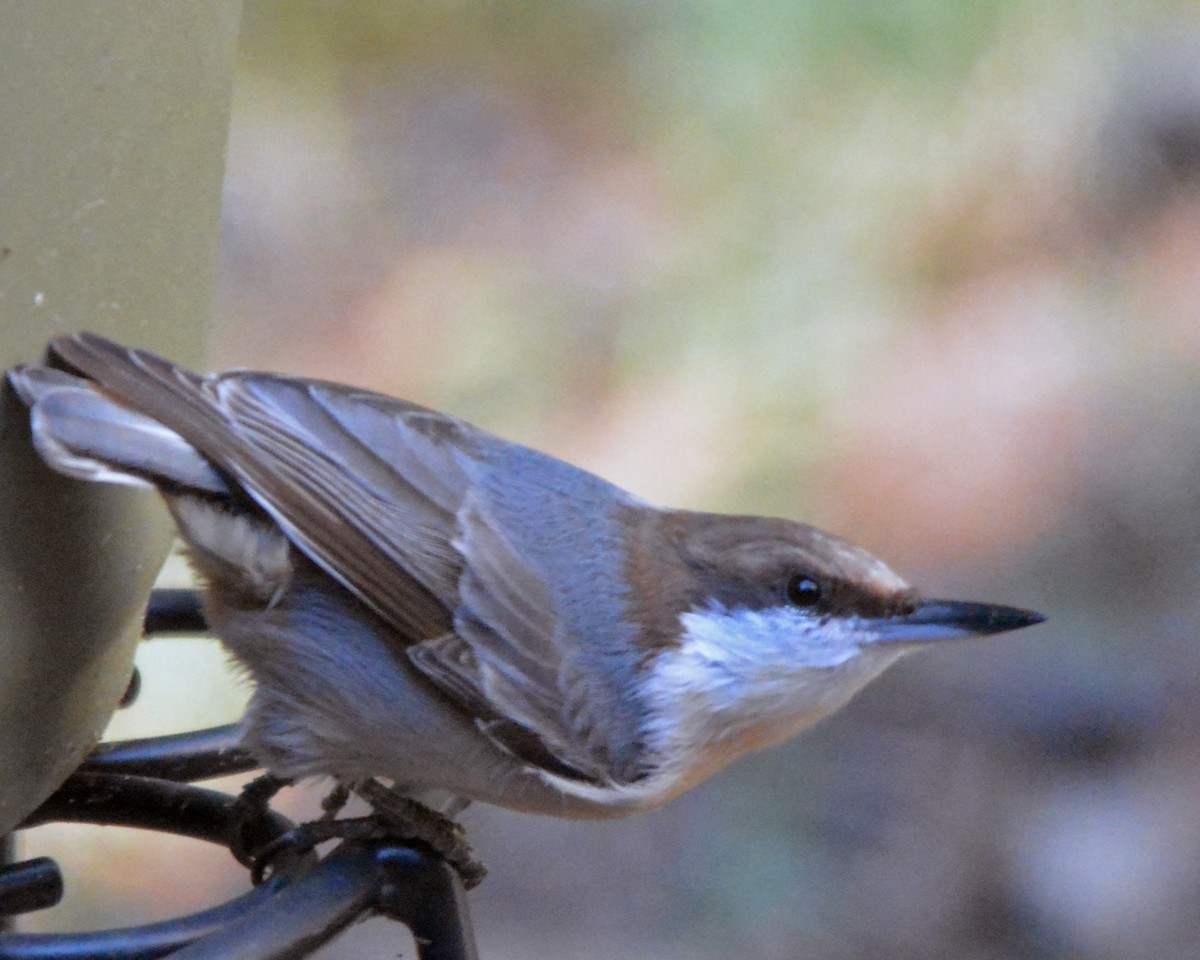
0 2 243 833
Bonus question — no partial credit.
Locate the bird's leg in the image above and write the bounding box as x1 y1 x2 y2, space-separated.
237 777 487 889
227 773 294 868
319 782 352 820
355 779 487 887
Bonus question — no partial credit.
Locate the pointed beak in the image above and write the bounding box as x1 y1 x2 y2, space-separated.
868 598 1045 645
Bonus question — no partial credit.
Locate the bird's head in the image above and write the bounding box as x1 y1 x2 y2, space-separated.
632 511 1042 793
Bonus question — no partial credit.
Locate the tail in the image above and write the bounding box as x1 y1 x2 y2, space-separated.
8 361 231 496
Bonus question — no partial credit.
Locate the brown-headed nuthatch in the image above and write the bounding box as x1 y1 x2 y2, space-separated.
10 334 1042 829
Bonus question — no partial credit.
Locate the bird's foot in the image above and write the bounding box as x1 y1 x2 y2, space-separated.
227 773 295 869
234 777 486 889
354 779 487 888
319 781 352 820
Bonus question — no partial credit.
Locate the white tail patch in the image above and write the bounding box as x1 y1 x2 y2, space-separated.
169 496 292 607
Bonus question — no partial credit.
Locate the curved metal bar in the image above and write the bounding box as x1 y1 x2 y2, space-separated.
19 773 301 862
375 846 479 960
143 589 208 636
0 840 477 960
79 726 257 782
166 841 477 960
0 877 292 960
0 838 12 934
165 843 382 960
0 773 312 959
0 588 480 958
0 859 61 918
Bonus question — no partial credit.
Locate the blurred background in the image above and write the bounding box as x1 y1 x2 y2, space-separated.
19 1 1200 957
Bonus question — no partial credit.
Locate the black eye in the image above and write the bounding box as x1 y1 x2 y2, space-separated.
786 574 822 607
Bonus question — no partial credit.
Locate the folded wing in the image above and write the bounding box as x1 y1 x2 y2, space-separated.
45 333 650 785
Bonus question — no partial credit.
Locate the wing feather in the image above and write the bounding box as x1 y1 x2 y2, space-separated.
48 333 651 784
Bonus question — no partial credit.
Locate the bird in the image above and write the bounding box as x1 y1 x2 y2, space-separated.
9 333 1042 880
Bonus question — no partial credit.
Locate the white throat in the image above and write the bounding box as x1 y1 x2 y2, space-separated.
640 604 907 785
532 604 908 816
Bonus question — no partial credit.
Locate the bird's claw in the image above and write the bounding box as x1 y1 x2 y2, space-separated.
231 777 487 889
354 779 487 888
227 773 294 869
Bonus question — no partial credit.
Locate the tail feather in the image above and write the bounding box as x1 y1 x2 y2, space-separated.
46 333 263 486
8 364 230 495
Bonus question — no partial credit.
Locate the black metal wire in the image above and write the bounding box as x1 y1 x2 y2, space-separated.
2 775 478 960
166 842 477 960
0 860 62 919
79 726 256 782
0 589 480 959
17 774 297 851
0 773 310 960
0 838 12 933
142 589 208 636
375 846 479 960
